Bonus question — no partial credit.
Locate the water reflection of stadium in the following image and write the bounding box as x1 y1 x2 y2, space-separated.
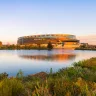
19 54 76 62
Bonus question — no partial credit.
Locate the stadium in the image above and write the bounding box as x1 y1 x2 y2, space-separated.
17 34 80 49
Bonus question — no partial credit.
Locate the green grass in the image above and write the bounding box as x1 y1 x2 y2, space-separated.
0 57 96 96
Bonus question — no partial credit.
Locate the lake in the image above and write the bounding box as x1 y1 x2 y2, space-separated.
0 49 96 76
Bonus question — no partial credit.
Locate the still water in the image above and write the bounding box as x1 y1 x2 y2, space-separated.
0 49 96 76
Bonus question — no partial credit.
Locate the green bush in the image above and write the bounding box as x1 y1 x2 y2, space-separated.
0 78 25 96
0 72 8 81
47 42 53 50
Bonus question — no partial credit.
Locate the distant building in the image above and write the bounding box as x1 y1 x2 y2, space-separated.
17 34 80 49
80 43 89 48
0 41 2 47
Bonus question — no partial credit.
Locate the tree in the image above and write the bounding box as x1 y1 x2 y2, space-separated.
0 41 2 47
16 69 23 80
47 42 53 50
62 42 65 47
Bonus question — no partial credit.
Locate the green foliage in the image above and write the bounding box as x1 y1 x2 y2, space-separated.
0 44 48 50
50 68 53 75
32 81 51 96
16 69 24 80
0 72 8 81
23 75 41 82
47 42 53 50
0 78 25 96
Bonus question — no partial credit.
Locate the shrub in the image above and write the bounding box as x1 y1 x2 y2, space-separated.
47 42 53 50
0 72 8 81
0 78 25 96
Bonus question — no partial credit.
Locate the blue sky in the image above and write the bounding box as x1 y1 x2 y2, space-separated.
0 0 96 44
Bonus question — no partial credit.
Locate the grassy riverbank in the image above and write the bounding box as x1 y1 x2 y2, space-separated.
0 57 96 96
0 45 48 50
75 48 96 51
0 44 96 51
75 45 96 51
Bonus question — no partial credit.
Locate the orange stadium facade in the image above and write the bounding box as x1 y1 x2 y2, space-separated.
17 34 80 49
